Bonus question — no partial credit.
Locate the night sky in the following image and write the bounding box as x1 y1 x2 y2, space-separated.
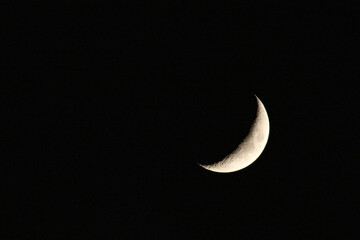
1 1 359 239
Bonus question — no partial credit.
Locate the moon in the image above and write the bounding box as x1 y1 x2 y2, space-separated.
199 95 270 173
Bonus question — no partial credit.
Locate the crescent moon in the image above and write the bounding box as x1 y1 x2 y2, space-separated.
199 95 270 173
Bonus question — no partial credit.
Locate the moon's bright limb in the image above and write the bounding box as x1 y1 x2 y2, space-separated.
199 95 270 173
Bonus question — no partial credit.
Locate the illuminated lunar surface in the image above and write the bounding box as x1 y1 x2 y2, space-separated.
199 95 270 173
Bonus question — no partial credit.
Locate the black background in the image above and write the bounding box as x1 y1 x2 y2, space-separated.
1 1 359 239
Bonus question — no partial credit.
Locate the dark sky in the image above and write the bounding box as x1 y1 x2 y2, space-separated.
1 1 359 239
